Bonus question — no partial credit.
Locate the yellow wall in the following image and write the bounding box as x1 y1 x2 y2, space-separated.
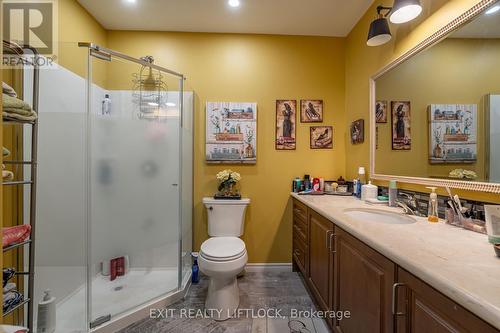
106 31 347 263
57 0 108 85
376 38 500 180
345 0 500 203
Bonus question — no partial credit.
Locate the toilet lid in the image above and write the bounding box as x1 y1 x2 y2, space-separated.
200 237 246 261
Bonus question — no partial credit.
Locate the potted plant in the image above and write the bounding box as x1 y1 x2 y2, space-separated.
215 169 241 199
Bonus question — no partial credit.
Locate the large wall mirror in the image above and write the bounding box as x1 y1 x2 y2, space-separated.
371 0 500 193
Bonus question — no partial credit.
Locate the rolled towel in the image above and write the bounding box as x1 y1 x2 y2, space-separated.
3 282 16 294
3 147 10 158
2 164 14 181
2 94 32 112
2 82 17 98
3 268 15 287
2 170 14 181
2 225 31 248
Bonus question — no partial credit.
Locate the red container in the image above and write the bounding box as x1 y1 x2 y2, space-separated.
312 178 320 191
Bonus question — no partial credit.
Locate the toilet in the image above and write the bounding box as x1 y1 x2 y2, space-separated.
198 197 250 321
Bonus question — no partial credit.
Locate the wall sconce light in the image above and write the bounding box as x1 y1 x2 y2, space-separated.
367 0 423 47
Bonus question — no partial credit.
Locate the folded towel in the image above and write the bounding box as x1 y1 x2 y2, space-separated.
3 147 10 158
2 225 31 248
3 268 15 288
3 291 23 313
2 82 17 98
3 107 35 116
3 111 37 122
2 94 32 112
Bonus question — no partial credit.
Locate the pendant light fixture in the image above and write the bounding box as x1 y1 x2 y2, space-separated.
367 6 392 47
367 1 423 47
390 0 423 24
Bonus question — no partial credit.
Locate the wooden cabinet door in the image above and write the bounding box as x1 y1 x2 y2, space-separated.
334 228 395 333
396 268 498 333
308 209 334 311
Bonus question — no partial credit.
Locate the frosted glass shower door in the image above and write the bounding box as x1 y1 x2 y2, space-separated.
88 53 181 325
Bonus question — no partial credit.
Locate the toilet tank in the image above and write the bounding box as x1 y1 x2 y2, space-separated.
203 197 250 237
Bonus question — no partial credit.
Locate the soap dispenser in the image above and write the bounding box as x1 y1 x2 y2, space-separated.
427 187 439 223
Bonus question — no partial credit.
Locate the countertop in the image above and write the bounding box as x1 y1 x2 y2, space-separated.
291 193 500 329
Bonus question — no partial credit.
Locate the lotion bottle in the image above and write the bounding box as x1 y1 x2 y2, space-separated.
427 187 439 223
37 290 56 333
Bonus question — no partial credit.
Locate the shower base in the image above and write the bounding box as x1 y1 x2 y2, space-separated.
54 267 179 333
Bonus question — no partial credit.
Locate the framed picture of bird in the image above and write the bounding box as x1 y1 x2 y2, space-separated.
300 99 323 123
310 126 333 149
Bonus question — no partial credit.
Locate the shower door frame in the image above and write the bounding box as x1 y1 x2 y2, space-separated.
79 42 186 330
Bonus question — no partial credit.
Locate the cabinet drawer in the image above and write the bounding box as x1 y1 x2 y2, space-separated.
293 199 308 223
293 237 307 274
293 217 308 243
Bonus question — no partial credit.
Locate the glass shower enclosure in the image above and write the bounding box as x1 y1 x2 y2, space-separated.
29 42 193 332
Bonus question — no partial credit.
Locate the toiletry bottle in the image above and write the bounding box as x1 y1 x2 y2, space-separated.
357 167 366 199
37 289 56 333
388 180 398 207
353 179 359 197
361 181 378 201
427 187 439 223
312 178 320 191
304 175 311 191
192 252 199 284
102 94 111 116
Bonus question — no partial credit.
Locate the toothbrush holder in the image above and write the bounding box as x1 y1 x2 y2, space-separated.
445 208 487 235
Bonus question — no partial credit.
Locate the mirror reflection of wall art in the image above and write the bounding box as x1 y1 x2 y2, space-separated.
300 99 323 123
310 126 333 149
376 100 387 123
391 101 411 150
350 119 364 144
276 100 297 150
206 102 257 164
429 104 477 164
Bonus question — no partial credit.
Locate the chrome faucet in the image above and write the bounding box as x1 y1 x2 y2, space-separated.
396 193 423 216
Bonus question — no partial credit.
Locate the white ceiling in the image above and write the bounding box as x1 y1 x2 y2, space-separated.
77 0 374 37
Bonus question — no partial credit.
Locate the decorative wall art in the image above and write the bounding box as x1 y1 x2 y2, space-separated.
300 99 323 123
310 126 333 149
391 101 411 150
429 104 477 164
276 100 297 150
350 119 364 144
376 100 387 123
206 102 257 164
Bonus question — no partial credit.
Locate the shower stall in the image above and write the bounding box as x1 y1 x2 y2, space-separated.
23 43 193 332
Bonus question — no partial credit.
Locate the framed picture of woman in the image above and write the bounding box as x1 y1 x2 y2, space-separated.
391 101 411 150
276 100 297 150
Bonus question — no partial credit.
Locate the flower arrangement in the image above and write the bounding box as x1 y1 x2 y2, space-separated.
449 169 477 180
216 169 241 198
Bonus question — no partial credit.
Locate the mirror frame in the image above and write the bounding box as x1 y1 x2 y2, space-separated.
369 0 500 194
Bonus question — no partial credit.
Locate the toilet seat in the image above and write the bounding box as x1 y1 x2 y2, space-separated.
200 237 246 262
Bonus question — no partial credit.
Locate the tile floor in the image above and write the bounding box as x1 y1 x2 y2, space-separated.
120 270 330 333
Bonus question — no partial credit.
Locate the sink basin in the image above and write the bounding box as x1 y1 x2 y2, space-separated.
343 208 417 225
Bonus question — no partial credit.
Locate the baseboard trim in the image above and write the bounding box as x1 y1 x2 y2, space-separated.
244 263 293 272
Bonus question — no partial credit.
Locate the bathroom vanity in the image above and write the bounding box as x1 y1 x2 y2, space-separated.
291 194 500 333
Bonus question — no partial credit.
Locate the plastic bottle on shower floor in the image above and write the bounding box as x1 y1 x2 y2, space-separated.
37 289 56 333
192 252 199 284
